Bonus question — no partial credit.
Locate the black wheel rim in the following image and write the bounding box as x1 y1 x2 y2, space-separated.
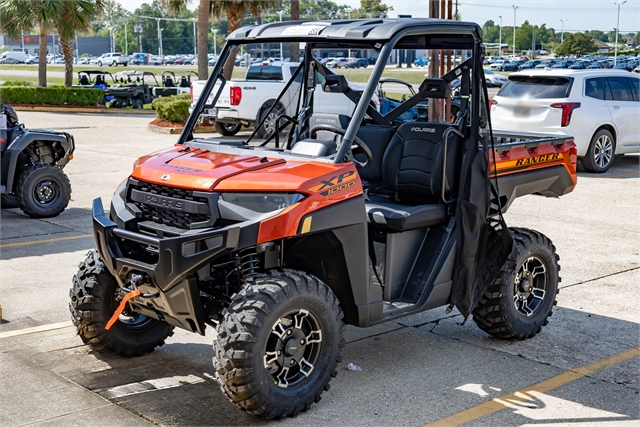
33 179 60 206
112 288 154 330
225 123 239 131
264 309 323 388
513 256 547 317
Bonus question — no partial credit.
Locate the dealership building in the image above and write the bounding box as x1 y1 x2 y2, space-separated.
0 34 110 57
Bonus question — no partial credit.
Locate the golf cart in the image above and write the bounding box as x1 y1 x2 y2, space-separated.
70 18 578 419
74 70 116 105
107 71 159 108
152 70 198 98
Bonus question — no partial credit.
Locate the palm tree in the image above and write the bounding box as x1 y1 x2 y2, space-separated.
212 1 279 79
0 0 62 87
290 0 299 62
57 1 104 87
164 0 210 80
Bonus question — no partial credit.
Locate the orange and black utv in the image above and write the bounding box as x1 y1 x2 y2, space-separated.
70 18 577 419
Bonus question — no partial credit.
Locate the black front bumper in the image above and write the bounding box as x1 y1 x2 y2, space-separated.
92 197 246 291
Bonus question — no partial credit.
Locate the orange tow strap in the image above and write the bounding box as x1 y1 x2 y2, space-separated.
105 289 141 330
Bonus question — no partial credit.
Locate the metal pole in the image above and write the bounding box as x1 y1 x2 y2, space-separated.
192 19 196 56
213 29 218 56
138 16 142 52
614 0 627 66
156 19 161 57
498 16 502 55
532 26 535 58
278 11 284 59
21 33 24 52
512 5 519 58
560 19 567 43
124 22 128 56
347 8 352 58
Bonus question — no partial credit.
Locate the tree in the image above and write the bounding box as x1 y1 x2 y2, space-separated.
354 0 391 18
0 0 62 87
164 0 211 80
555 32 597 56
290 0 299 62
212 1 280 80
57 1 104 87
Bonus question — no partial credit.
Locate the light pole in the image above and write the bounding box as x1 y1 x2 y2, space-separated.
347 7 353 58
109 27 114 53
512 5 519 58
155 18 162 57
277 10 284 59
614 0 627 66
192 19 196 56
212 28 218 56
498 15 502 56
124 22 128 56
560 19 567 43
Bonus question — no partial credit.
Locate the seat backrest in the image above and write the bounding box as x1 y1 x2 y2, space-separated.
381 122 460 202
79 75 89 85
95 75 104 85
164 77 175 87
355 125 396 184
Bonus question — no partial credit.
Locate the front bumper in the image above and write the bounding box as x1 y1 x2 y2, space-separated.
92 197 247 292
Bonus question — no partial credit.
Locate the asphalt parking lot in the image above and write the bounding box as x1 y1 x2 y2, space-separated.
0 111 638 427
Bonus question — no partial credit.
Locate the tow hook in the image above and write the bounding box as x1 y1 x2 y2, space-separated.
105 274 158 330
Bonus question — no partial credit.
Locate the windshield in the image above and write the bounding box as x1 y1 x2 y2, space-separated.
185 33 478 163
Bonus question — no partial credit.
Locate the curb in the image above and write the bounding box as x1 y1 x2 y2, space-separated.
148 122 217 134
11 105 154 114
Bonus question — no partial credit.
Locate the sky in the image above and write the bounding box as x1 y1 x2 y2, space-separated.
116 0 639 33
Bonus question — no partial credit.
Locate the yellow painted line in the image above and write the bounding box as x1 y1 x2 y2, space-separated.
425 345 640 427
0 233 93 249
0 321 73 339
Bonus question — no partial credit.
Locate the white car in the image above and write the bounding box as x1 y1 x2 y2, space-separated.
491 69 640 172
483 68 508 87
490 60 506 71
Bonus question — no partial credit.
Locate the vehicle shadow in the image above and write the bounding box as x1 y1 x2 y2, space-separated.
577 154 639 178
45 306 639 426
0 207 95 260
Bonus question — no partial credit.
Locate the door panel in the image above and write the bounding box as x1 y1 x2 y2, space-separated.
605 77 639 151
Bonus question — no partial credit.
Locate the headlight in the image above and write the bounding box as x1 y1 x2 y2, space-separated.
219 193 304 213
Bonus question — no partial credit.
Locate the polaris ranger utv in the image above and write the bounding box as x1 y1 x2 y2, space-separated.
70 19 577 419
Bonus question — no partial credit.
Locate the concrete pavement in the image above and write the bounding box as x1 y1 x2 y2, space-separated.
0 111 638 427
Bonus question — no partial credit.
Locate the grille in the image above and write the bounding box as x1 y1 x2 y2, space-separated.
128 180 212 230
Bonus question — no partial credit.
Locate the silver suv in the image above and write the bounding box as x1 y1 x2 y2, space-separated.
97 52 128 67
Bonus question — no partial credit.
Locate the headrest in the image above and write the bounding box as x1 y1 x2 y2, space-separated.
322 74 349 93
396 122 454 141
418 78 451 99
308 113 351 129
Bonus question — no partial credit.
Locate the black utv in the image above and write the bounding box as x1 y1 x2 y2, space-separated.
0 104 74 217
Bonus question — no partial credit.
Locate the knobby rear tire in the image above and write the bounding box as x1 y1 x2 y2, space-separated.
472 228 560 340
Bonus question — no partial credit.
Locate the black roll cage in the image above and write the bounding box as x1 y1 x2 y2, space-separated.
179 20 483 166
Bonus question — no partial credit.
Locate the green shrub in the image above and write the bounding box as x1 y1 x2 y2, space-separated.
2 80 34 87
154 93 191 123
0 86 104 106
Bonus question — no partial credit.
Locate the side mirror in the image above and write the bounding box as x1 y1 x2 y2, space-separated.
322 74 349 94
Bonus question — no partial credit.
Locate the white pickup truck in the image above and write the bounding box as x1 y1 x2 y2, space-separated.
190 62 376 137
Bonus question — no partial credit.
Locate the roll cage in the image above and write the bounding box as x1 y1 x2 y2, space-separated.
180 18 484 165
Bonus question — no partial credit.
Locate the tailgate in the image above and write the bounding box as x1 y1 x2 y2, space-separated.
490 132 578 212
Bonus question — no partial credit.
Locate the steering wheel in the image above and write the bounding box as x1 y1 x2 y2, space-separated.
309 124 373 169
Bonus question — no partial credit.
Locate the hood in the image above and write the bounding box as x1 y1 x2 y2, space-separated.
130 145 344 193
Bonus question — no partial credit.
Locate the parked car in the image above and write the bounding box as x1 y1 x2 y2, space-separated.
551 61 574 69
502 61 524 72
0 51 26 64
24 54 36 64
327 58 350 68
535 60 557 68
519 60 542 70
346 58 369 68
491 69 640 172
489 60 507 71
413 57 429 67
96 52 128 67
483 68 508 87
569 61 590 69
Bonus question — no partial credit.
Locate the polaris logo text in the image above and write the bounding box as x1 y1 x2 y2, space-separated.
515 153 560 166
411 127 435 133
145 195 184 211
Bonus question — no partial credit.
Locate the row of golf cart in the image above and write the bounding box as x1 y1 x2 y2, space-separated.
74 70 197 109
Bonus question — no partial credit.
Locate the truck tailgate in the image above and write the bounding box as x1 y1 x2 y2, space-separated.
491 131 577 212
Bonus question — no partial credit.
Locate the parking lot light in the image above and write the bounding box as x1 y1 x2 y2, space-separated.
614 0 627 67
